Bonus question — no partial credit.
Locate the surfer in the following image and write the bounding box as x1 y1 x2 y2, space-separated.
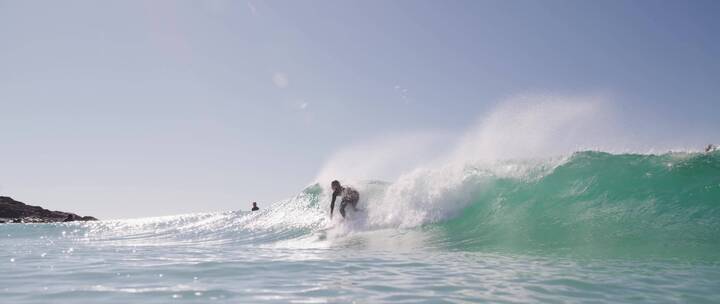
330 180 359 219
706 144 717 152
251 202 259 211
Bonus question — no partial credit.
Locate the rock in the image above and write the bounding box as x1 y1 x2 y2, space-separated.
0 196 98 223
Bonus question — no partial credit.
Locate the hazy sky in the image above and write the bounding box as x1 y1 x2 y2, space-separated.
2 0 719 219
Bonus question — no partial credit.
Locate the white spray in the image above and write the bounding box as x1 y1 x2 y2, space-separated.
315 94 617 230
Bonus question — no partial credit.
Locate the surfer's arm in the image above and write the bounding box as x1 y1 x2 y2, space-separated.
330 192 338 218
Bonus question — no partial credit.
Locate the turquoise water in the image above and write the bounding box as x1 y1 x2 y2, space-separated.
2 151 719 303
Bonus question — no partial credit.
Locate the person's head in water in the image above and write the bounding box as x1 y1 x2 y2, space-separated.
331 180 342 193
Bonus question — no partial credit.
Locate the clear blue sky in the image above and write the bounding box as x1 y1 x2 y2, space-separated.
2 0 719 218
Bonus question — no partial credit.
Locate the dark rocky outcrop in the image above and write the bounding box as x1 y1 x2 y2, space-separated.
0 196 98 223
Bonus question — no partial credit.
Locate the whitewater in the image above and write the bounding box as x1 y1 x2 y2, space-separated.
2 98 719 303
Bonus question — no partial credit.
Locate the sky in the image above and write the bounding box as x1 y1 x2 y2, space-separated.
1 0 719 219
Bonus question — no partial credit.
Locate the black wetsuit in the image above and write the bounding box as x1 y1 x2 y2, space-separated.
251 206 259 211
331 186 359 218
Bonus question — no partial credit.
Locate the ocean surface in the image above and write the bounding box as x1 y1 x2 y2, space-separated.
2 151 719 303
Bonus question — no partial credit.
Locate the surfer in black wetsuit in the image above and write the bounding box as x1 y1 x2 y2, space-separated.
330 180 359 219
251 202 259 211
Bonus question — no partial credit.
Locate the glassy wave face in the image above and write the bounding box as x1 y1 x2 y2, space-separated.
439 151 720 258
2 151 719 303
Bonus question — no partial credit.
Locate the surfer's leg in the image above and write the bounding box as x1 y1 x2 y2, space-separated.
340 201 347 218
351 193 360 211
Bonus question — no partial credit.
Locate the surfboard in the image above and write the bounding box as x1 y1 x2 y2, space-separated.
315 226 333 240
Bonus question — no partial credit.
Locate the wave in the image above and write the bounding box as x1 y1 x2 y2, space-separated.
6 150 719 260
434 151 720 258
322 150 720 259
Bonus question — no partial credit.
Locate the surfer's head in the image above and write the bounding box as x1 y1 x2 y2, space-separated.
331 180 341 192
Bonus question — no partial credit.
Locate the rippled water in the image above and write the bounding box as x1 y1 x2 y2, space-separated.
2 221 719 303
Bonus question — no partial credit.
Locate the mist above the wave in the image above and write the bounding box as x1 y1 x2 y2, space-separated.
309 94 626 228
449 94 614 164
313 132 451 184
315 93 619 185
